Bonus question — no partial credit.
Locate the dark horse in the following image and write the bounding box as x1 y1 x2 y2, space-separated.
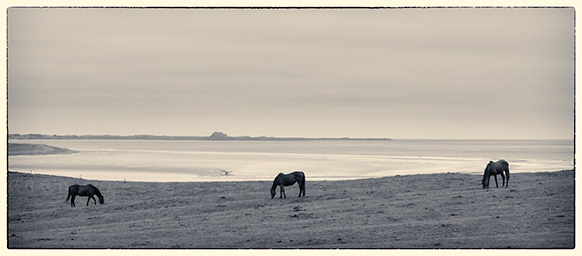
271 171 306 199
482 160 510 189
66 184 104 207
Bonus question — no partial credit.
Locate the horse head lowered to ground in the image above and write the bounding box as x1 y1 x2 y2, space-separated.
482 159 510 189
66 184 104 207
271 171 306 199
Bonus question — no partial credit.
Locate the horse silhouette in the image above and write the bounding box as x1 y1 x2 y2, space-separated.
66 184 104 207
271 171 306 199
482 160 510 189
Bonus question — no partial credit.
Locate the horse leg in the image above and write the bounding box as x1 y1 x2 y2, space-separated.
493 175 499 188
297 183 302 197
279 186 283 199
280 186 286 198
71 195 76 207
86 196 92 206
505 171 510 187
500 173 506 187
91 195 97 205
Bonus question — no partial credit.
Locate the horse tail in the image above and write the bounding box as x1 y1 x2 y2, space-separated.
300 172 306 196
66 189 71 202
505 161 510 185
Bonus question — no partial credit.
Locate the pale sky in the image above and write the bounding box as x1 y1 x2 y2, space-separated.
7 8 574 139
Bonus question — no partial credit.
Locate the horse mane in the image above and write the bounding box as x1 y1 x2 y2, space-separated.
272 173 287 190
88 184 103 198
483 162 493 179
271 176 280 190
485 161 494 169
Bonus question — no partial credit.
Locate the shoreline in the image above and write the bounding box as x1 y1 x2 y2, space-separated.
7 169 377 183
7 170 574 248
7 165 573 183
8 141 574 182
7 169 573 183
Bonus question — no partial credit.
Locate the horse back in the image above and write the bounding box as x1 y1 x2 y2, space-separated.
292 171 305 181
68 185 79 194
499 159 509 169
275 172 303 186
495 160 509 171
487 160 509 175
69 184 99 196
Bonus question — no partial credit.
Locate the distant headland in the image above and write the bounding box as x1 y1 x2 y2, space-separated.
8 132 391 141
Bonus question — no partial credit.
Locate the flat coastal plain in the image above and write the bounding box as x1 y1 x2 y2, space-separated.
7 170 574 249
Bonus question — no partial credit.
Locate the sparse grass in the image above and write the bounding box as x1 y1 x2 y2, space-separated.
7 170 574 249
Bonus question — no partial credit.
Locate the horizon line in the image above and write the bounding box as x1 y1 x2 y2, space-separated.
7 133 573 141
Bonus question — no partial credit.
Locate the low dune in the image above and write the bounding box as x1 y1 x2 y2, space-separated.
8 143 78 156
7 170 574 249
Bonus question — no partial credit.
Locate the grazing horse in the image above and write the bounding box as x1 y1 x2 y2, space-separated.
66 184 104 207
271 171 306 199
482 160 510 189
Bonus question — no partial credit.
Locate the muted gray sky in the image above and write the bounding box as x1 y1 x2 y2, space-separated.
7 8 574 139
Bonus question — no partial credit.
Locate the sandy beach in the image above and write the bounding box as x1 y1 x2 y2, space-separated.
6 169 574 249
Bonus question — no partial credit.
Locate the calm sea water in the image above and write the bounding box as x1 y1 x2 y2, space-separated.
8 139 574 182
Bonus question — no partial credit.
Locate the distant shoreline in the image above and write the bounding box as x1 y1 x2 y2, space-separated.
8 132 392 141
